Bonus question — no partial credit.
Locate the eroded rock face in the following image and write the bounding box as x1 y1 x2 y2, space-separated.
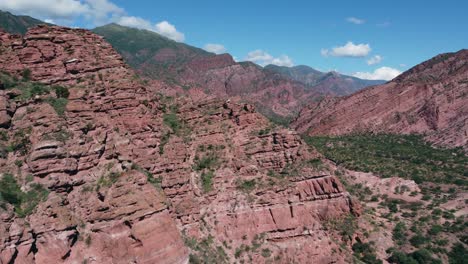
0 26 359 263
293 50 468 150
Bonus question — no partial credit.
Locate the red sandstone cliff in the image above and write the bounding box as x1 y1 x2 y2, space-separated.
293 50 468 150
0 25 360 263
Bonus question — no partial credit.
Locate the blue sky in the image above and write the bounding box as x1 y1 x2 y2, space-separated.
1 0 467 80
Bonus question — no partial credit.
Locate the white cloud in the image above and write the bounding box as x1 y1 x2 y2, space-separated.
117 16 185 41
0 0 123 22
0 0 185 42
353 67 402 81
245 50 294 67
321 42 371 57
154 21 184 42
346 17 365 25
203 44 226 54
367 55 382 65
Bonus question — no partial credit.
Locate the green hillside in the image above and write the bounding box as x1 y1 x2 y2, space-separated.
0 10 49 34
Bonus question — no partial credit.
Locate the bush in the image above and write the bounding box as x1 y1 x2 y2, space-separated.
163 112 181 134
0 173 49 217
352 241 382 264
45 97 68 116
389 251 419 264
21 68 31 81
411 249 441 264
409 234 426 248
261 248 271 258
236 179 256 193
193 154 218 171
448 243 467 264
393 222 407 245
201 171 214 193
53 85 69 98
428 225 443 236
0 72 18 89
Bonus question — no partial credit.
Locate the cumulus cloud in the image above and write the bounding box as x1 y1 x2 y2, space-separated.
353 67 402 81
203 44 226 54
117 16 185 41
367 55 382 65
346 17 365 25
0 0 123 22
245 50 294 67
0 0 185 42
321 42 371 57
154 21 184 42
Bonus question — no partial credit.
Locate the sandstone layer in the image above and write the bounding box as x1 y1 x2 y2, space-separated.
0 25 360 263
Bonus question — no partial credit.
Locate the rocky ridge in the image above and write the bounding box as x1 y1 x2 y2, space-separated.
293 49 468 150
0 25 360 263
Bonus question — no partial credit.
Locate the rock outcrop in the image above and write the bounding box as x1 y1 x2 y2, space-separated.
293 49 468 150
0 25 359 263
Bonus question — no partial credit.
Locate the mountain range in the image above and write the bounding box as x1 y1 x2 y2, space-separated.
92 23 384 120
0 10 466 264
293 49 468 150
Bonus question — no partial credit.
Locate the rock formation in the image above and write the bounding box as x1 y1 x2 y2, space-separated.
0 25 360 263
293 49 468 150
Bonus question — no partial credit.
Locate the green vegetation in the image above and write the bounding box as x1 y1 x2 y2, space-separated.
305 133 467 263
261 248 271 258
201 171 214 193
21 68 31 81
53 85 70 98
160 104 187 154
0 72 69 114
393 222 407 246
352 241 382 264
193 149 220 193
236 179 256 193
96 171 121 190
193 154 219 172
304 134 467 186
92 23 210 82
45 97 68 116
0 10 49 35
183 235 228 264
0 173 49 217
325 215 358 242
448 243 467 264
388 248 442 264
158 132 170 154
163 112 181 134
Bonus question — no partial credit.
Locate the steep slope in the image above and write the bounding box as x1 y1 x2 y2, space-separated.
0 10 49 35
0 25 360 263
265 65 384 96
92 23 212 82
293 49 468 150
92 24 377 120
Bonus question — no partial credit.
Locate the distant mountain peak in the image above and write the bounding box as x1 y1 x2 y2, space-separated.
0 10 50 35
